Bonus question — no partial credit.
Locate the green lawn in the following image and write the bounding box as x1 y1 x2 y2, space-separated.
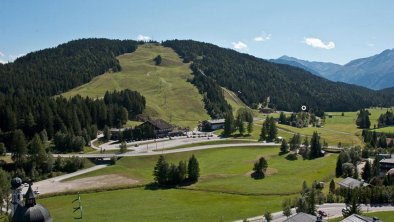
39 187 287 222
40 146 337 221
328 211 394 222
62 44 210 129
373 126 394 133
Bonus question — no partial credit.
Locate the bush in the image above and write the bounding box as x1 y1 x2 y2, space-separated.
286 153 298 161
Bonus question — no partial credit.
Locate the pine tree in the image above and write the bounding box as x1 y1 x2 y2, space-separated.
260 118 269 141
177 160 188 183
329 179 335 193
252 157 268 179
188 155 200 182
282 198 292 218
103 125 111 141
353 164 359 179
10 130 27 167
119 141 127 153
362 160 371 182
29 134 47 167
280 139 289 154
307 185 317 215
223 112 235 137
153 155 169 185
279 112 286 124
236 115 245 135
309 131 322 159
268 117 278 142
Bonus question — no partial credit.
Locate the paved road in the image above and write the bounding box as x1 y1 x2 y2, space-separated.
57 142 278 158
236 203 394 222
98 134 219 151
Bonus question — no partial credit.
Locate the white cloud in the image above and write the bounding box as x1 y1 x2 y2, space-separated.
0 59 7 64
367 43 375 47
136 34 152 41
254 33 271 42
303 37 335 49
232 41 248 50
0 51 4 57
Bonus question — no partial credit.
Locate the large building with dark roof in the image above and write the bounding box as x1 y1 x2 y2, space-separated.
283 212 326 222
140 119 174 138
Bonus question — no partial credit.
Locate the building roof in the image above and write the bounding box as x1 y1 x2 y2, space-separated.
207 119 225 124
284 212 326 222
387 168 394 175
12 183 52 222
144 119 173 130
380 158 394 164
340 214 380 222
338 177 369 189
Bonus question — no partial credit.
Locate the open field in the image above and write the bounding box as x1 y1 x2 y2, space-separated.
41 146 337 221
328 211 394 222
373 126 394 133
62 44 209 129
40 187 286 222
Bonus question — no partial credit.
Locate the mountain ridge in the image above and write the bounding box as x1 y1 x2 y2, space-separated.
272 48 394 89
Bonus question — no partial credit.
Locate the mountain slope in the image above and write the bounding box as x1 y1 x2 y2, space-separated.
62 44 209 128
271 56 342 77
0 38 139 96
332 49 394 89
273 49 394 90
163 40 394 112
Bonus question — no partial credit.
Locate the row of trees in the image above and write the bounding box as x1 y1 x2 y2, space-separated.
361 130 393 148
377 110 394 128
153 155 200 186
222 108 254 137
278 112 320 128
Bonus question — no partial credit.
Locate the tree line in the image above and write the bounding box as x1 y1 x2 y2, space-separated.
0 90 145 152
222 108 253 137
153 155 200 186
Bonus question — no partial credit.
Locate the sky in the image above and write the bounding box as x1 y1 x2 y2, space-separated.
1 0 394 64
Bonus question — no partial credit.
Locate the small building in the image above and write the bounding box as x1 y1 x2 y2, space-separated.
200 119 225 131
140 119 174 138
380 157 394 174
260 107 274 114
283 212 326 222
337 177 369 189
340 214 381 222
110 128 128 140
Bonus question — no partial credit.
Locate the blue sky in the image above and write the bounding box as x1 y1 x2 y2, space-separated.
1 0 393 64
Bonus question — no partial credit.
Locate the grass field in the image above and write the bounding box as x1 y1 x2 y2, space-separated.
40 146 337 221
328 211 394 222
62 44 209 129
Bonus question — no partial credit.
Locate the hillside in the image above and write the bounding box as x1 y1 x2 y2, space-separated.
273 49 394 90
62 44 209 129
0 38 139 96
163 40 394 113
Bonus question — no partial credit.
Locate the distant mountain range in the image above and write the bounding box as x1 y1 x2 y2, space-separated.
271 49 394 90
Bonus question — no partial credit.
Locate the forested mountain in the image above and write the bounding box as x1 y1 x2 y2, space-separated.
163 40 394 113
273 49 394 90
0 38 139 96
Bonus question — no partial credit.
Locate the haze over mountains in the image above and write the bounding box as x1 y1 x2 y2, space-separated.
272 48 394 90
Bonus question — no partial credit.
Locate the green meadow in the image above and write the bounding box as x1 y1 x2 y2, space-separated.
40 146 337 221
62 44 209 129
